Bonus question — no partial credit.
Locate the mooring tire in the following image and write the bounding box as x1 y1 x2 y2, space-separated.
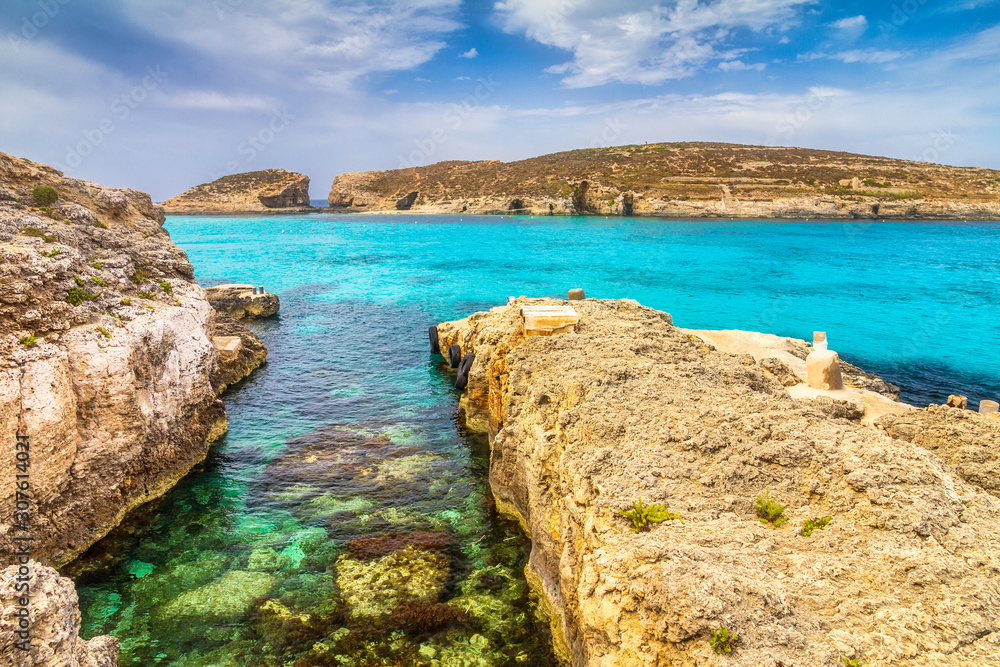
449 344 462 368
429 326 440 354
455 352 475 389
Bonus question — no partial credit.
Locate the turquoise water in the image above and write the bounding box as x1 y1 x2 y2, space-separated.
73 214 1000 665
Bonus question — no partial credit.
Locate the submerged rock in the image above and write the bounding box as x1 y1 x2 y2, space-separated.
156 570 276 624
0 561 119 667
336 545 449 619
437 298 1000 666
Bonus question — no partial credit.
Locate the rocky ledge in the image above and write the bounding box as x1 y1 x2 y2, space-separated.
329 143 1000 219
0 561 119 667
205 283 280 319
162 169 311 214
435 298 1000 666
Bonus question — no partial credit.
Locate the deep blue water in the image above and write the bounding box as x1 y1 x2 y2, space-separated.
73 214 1000 666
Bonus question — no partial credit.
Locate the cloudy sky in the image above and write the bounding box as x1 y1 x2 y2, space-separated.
1 0 998 201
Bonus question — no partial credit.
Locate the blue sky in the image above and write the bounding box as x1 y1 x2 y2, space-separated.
1 0 998 201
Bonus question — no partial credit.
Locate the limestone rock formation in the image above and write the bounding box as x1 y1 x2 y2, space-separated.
162 169 311 214
326 143 1000 218
0 561 119 667
209 312 268 394
204 284 280 319
0 151 229 566
435 298 1000 666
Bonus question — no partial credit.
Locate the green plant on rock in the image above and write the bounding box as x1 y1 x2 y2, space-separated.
91 276 107 287
97 326 111 338
119 298 132 306
802 516 831 537
130 268 148 284
90 261 102 270
20 334 38 348
19 227 56 243
159 280 172 293
710 627 739 654
32 185 58 207
41 248 61 258
138 292 154 300
755 489 787 527
94 220 108 229
66 287 99 306
842 658 868 667
618 497 682 533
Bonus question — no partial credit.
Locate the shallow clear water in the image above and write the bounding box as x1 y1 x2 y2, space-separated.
74 214 1000 665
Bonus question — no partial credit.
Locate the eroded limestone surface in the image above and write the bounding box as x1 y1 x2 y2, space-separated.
436 298 1000 667
1 151 229 566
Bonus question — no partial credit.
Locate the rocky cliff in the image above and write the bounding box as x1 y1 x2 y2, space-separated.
0 150 230 568
162 169 311 214
329 143 1000 219
435 299 1000 666
0 561 119 667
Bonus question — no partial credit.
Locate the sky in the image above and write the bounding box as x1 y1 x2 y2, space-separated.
1 0 999 202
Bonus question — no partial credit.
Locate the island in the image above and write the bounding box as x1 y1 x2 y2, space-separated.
162 169 311 215
328 142 1000 219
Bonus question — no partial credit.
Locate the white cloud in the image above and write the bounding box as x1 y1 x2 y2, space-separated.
118 0 463 92
718 60 766 72
834 49 905 64
493 0 815 87
459 47 479 58
161 91 276 111
830 15 867 30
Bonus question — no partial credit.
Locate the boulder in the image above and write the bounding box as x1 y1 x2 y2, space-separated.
0 561 119 667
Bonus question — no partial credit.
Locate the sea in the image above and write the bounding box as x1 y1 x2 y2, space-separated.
72 214 1000 667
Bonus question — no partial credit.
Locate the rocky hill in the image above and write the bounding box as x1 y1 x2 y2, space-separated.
435 299 1000 666
163 169 311 214
329 143 1000 219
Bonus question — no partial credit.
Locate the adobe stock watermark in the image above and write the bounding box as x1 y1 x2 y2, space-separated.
208 107 295 180
914 128 958 164
213 0 243 20
397 76 501 169
590 117 627 149
6 0 72 54
54 66 168 173
877 0 929 35
764 88 836 147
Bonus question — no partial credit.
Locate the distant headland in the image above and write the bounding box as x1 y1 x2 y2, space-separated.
161 143 1000 219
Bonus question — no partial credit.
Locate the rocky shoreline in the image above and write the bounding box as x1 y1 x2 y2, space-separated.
1 152 269 666
435 298 1000 666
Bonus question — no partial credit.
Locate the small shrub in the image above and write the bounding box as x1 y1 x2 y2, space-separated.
755 489 787 527
94 220 108 229
32 185 58 207
618 497 682 533
90 261 102 270
138 292 154 300
710 627 739 654
159 280 172 293
19 227 56 243
20 334 38 348
842 658 867 667
802 516 831 537
97 326 111 338
862 179 888 188
119 298 132 306
91 276 107 287
73 275 86 287
41 248 61 258
130 268 148 284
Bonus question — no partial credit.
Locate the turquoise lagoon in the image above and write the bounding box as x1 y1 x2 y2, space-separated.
73 215 1000 666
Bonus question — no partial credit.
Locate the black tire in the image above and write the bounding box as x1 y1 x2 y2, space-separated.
449 344 462 368
429 326 440 354
455 352 475 389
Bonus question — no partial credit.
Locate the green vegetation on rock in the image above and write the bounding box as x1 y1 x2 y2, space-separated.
755 489 787 527
32 185 58 206
618 497 682 533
